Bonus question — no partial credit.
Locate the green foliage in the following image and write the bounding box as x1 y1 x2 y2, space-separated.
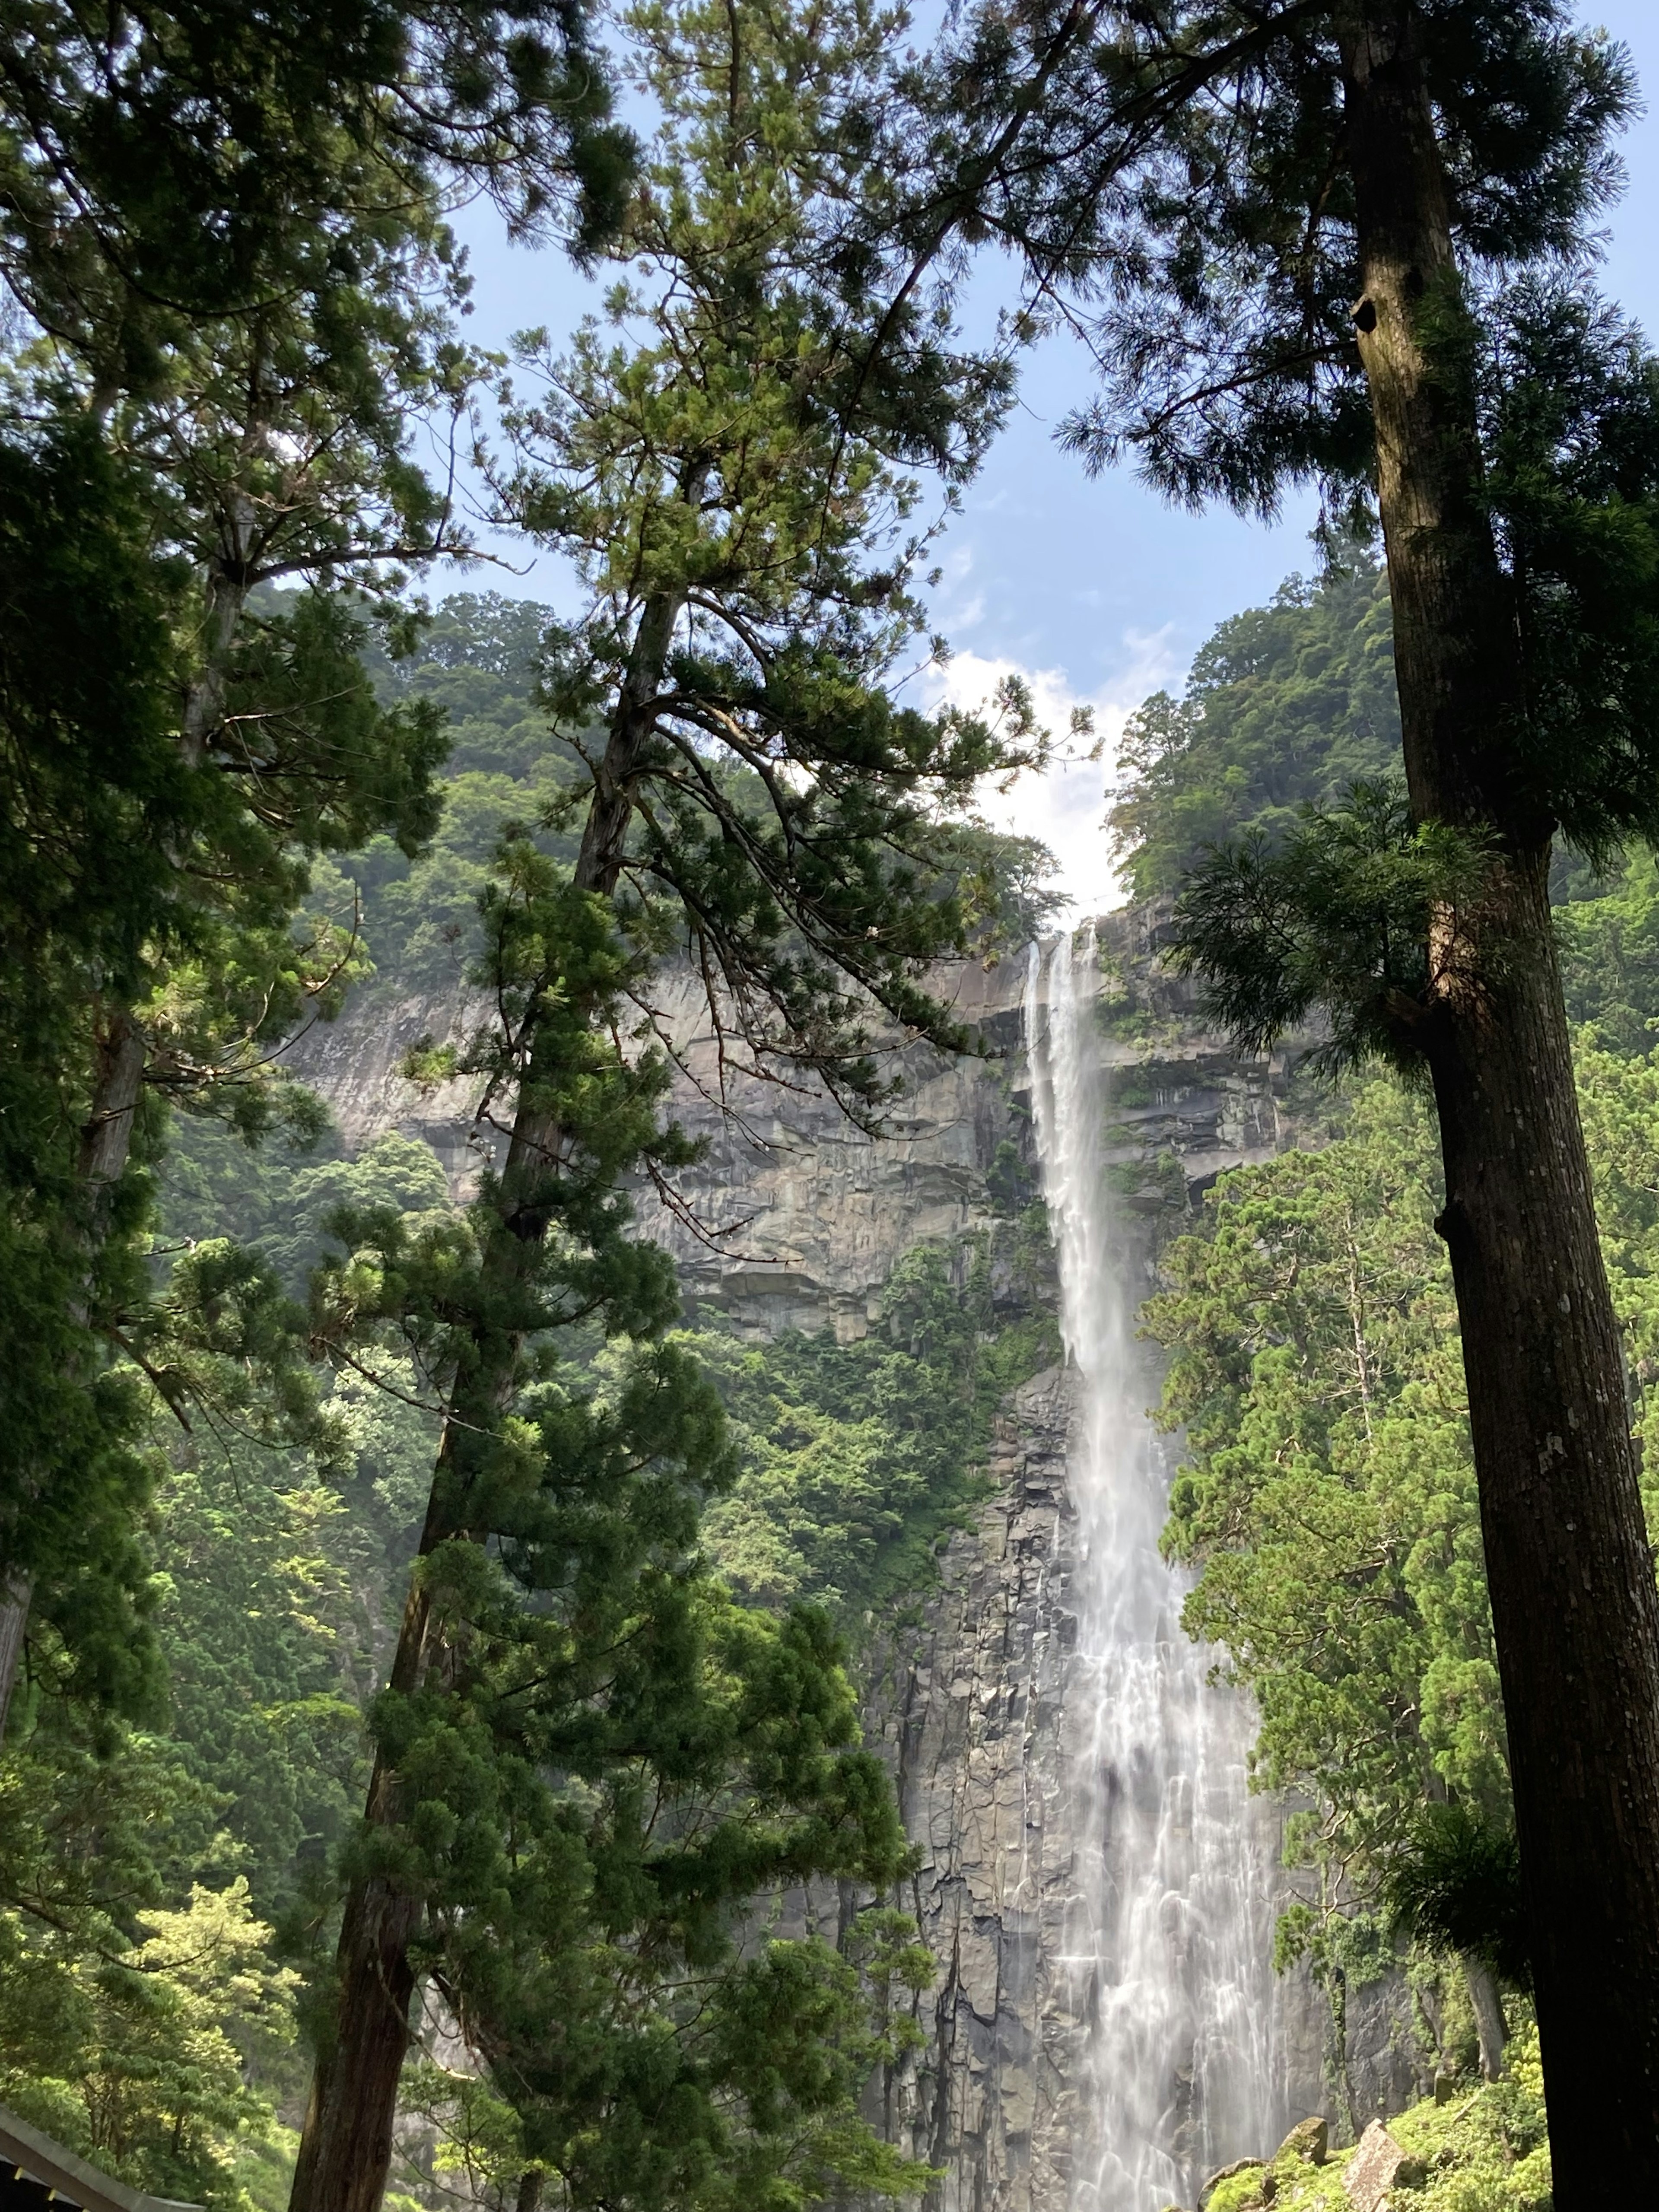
1200 2024 1554 2210
1476 280 1659 863
0 1209 165 1723
1384 1804 1530 1992
0 1879 299 2210
1152 1080 1507 1885
1169 781 1494 1074
487 0 1049 1120
930 0 1634 511
0 422 186 1717
161 1124 452 1293
1556 849 1659 1053
1570 1039 1659 1515
0 0 644 1726
0 458 455 1716
420 1578 931 2209
153 1434 388 1906
333 1297 929 2204
0 424 185 1030
695 1236 1058 1625
0 0 632 393
278 849 933 2203
0 1699 295 2209
1111 560 1401 904
408 1908 936 2209
1028 53 1659 1069
1117 536 1659 1087
0 579 450 1701
311 590 592 996
1148 950 1659 1958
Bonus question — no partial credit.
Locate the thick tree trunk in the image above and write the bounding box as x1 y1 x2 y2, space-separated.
1428 880 1659 2171
288 588 684 2212
1461 1954 1507 2083
76 1005 148 1207
1338 4 1659 2194
288 1497 445 2212
286 1867 422 2212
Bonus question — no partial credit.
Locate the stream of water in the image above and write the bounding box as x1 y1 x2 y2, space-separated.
1024 927 1284 2211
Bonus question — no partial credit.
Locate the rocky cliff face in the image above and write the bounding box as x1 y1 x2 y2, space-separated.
289 908 1429 2205
867 1365 1080 2207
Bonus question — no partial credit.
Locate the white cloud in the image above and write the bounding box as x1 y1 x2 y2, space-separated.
920 631 1179 921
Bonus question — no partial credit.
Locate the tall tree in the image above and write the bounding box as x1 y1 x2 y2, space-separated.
886 1 1659 2187
295 894 932 2209
0 0 636 1729
287 3 1036 2206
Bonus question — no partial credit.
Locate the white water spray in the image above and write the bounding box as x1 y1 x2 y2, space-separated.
1025 928 1284 2212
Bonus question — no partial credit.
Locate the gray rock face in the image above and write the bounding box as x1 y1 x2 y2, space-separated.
291 916 1427 2199
867 1367 1079 2209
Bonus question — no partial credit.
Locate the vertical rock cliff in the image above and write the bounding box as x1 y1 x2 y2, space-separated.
288 908 1427 2204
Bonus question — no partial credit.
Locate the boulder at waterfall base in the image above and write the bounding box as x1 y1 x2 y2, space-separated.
1343 2121 1410 2212
1200 2024 1552 2211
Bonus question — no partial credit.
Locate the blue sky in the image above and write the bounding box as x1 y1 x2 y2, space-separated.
444 1 1659 912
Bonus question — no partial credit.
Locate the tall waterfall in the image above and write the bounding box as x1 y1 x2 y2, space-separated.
1025 927 1284 2211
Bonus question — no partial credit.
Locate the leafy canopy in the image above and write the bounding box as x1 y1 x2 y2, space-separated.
1111 557 1400 905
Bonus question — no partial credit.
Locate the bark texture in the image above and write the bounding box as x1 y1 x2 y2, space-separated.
1338 3 1659 2192
0 1570 31 1742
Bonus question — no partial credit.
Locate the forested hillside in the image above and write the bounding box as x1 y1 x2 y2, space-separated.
1112 567 1659 2164
1109 557 1402 903
10 1 1659 2208
0 578 1060 2210
16 541 1659 2208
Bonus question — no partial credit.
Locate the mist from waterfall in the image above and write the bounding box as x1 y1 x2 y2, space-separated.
1024 927 1284 2212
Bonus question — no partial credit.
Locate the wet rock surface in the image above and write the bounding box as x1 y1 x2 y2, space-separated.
866 1367 1079 2209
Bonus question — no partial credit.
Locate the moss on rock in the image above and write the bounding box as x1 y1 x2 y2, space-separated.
1200 2028 1552 2212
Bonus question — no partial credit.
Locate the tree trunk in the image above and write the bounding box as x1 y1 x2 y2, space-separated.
0 1001 149 1737
0 1570 31 1742
1338 3 1659 2194
286 1480 446 2212
288 586 685 2212
1461 1954 1507 2083
0 552 244 1736
76 1005 149 1208
286 1864 421 2212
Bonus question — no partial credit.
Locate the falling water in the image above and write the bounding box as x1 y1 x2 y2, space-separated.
1025 927 1284 2212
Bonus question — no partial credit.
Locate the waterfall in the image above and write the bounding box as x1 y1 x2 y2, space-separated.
1024 927 1284 2212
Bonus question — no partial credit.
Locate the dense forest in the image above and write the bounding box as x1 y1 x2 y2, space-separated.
14 556 1659 2209
7 1 1659 2209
